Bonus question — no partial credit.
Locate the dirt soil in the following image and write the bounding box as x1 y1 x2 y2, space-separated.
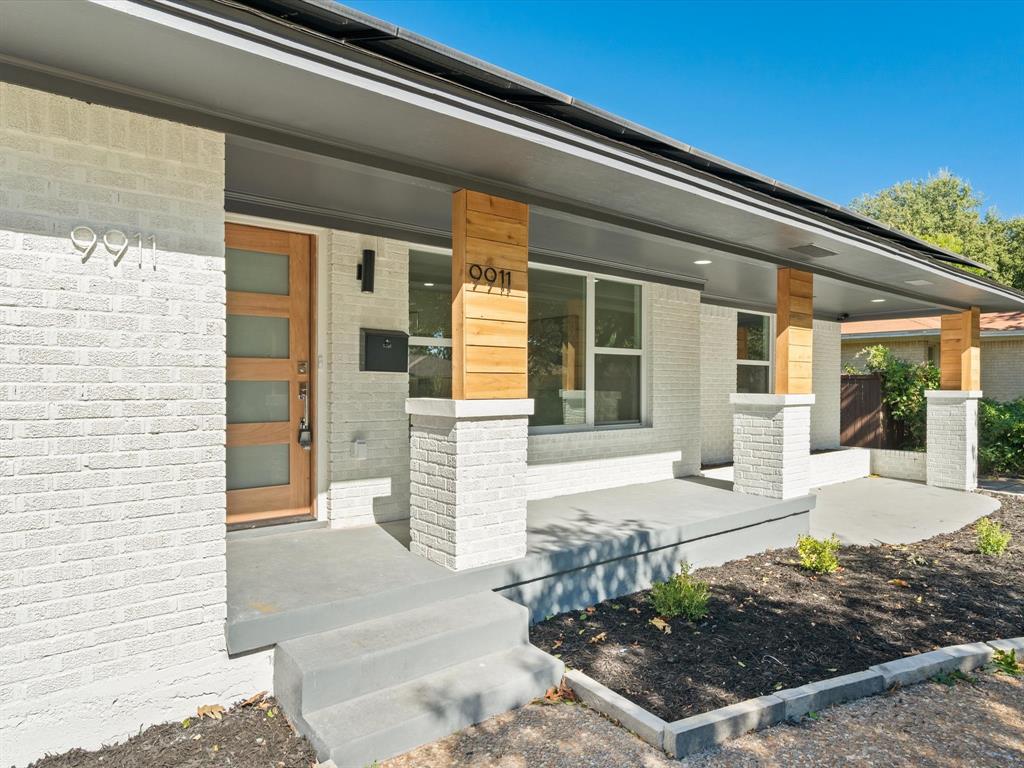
530 491 1024 721
25 696 318 768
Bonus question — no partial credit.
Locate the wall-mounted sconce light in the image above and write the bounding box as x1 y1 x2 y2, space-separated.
357 249 375 293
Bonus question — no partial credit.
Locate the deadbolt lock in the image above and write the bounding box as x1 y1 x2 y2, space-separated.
297 360 308 374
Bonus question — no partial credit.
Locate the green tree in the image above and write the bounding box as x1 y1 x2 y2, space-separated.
851 170 1024 291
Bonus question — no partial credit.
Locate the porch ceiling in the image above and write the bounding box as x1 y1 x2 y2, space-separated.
2 0 1022 319
224 137 961 321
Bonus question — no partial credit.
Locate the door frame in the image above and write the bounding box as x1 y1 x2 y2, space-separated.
225 212 328 524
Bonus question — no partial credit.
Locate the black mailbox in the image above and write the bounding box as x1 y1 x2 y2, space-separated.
361 329 409 372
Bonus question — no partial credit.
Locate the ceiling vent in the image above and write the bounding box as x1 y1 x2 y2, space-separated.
790 243 838 258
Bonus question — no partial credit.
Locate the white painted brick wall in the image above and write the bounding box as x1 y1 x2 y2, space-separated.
326 232 410 526
808 447 870 486
0 84 269 768
731 397 813 499
870 448 927 482
700 305 841 465
925 392 979 491
526 282 701 498
699 303 735 465
811 319 841 451
409 413 528 569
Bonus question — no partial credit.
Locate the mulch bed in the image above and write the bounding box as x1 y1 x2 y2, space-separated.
530 491 1024 722
26 695 318 768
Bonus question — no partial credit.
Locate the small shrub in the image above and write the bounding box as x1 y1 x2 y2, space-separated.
976 517 1012 556
650 562 710 620
993 649 1023 676
796 534 841 574
856 345 940 449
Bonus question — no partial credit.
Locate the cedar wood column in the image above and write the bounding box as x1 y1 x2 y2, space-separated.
775 267 814 394
939 306 981 390
926 306 982 491
451 189 529 399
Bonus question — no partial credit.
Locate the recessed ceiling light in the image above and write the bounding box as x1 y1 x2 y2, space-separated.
423 282 435 287
905 279 933 286
694 259 712 265
871 298 886 303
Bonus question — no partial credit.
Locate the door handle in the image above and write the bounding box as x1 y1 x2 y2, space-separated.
297 382 312 450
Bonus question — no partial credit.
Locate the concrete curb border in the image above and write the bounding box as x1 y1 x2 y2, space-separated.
564 636 1023 760
564 669 667 748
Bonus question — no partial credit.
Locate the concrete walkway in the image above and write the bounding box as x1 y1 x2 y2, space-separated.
981 477 1024 495
810 476 999 545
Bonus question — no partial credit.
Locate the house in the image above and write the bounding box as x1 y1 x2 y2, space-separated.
2 1 1023 766
842 312 1024 401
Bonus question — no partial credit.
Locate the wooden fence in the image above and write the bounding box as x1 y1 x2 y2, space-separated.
840 373 892 448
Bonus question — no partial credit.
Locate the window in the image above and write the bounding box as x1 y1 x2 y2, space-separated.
407 252 645 430
529 266 643 430
409 248 452 398
736 311 771 393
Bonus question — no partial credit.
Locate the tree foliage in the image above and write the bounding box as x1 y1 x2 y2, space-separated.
851 170 1024 291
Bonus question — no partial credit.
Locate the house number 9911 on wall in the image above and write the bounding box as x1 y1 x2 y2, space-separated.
468 263 512 294
71 226 158 270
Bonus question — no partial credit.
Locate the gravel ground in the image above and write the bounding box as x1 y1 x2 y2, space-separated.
381 669 1024 768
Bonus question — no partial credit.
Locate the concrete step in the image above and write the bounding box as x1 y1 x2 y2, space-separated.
274 591 528 716
304 644 564 768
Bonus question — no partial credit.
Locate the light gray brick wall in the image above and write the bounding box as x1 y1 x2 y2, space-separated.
808 446 870 486
925 391 980 491
700 305 840 465
699 303 736 465
526 282 701 499
841 338 933 371
811 319 841 450
731 396 813 499
870 448 927 482
0 84 270 767
980 338 1024 402
409 412 528 570
326 232 410 526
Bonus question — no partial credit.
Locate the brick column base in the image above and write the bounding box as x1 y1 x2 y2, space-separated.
730 394 815 499
925 390 982 491
406 398 533 570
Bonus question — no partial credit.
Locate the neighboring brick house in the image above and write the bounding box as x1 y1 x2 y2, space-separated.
2 2 1024 766
842 313 1024 401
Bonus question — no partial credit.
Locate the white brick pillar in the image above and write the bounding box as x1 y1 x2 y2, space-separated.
730 394 815 499
925 390 981 491
406 398 533 570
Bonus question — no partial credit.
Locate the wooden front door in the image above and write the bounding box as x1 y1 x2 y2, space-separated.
225 223 314 525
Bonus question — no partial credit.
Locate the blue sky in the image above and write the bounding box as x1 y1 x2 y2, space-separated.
345 0 1024 217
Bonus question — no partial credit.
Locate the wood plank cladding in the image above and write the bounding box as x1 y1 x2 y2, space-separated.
452 189 529 399
775 267 814 395
940 306 981 390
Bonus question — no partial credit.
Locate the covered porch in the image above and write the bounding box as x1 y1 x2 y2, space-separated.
226 475 812 654
225 473 998 654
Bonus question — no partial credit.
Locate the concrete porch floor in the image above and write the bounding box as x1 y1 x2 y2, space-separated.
226 477 811 653
225 475 998 655
811 476 999 545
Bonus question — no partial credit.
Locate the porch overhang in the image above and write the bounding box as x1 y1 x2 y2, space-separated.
2 0 1022 320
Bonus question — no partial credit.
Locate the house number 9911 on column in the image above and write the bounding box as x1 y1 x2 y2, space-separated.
468 263 512 294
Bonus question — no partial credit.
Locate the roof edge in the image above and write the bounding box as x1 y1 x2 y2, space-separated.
233 0 993 274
